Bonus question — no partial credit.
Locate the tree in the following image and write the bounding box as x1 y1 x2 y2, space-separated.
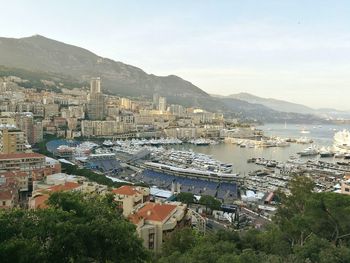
0 192 150 263
275 176 350 247
274 176 316 247
176 192 195 205
162 227 197 255
199 195 222 213
157 176 350 263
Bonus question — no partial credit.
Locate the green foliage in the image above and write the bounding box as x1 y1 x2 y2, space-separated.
199 195 222 213
0 65 85 91
176 192 195 205
0 192 149 263
61 162 129 188
158 177 350 263
161 227 197 256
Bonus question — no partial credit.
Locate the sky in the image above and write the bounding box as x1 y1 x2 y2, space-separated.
1 0 350 110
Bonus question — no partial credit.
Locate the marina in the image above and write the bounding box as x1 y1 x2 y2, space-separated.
46 123 350 204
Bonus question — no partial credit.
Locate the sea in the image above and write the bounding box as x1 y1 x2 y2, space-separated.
173 123 350 175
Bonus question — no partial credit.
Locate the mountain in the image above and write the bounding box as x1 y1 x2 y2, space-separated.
0 35 208 103
227 92 315 114
226 93 350 119
0 35 326 123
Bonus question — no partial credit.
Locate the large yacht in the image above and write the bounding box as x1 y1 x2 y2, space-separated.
298 146 319 157
334 129 350 151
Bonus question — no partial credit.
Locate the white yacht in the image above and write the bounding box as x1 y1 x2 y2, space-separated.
296 137 313 144
334 129 350 151
298 146 319 157
300 128 310 134
102 140 114 147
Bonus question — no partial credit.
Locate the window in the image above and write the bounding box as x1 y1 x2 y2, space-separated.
148 233 155 249
345 188 350 192
2 201 6 206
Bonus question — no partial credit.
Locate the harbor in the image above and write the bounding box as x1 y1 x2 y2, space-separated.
45 123 350 209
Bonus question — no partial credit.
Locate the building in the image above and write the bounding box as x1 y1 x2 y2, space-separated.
0 174 20 209
15 113 43 144
1 171 29 192
68 105 85 119
153 93 160 109
44 104 60 118
158 97 167 112
112 185 190 252
87 77 104 120
0 190 15 208
0 153 46 173
129 201 190 252
0 116 16 126
112 185 150 217
0 128 28 154
29 181 82 209
164 127 197 139
90 77 101 94
169 104 185 116
341 179 350 195
120 98 132 110
81 120 131 137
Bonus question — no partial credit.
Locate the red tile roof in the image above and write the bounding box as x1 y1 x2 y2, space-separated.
0 153 45 160
46 182 81 192
128 214 143 224
133 202 176 222
112 185 140 196
33 194 49 209
0 190 13 200
1 171 28 178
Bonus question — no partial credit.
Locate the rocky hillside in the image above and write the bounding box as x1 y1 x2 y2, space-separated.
0 35 208 101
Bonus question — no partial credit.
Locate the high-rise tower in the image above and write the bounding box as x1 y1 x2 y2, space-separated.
87 77 104 120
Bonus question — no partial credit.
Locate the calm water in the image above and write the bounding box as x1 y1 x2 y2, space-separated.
259 123 350 146
173 123 350 175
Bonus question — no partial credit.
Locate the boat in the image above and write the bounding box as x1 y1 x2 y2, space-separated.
102 140 114 147
189 138 211 146
300 128 310 134
266 161 277 168
247 158 256 163
276 139 290 147
334 152 346 158
334 129 350 151
298 146 319 157
296 137 313 144
319 147 334 158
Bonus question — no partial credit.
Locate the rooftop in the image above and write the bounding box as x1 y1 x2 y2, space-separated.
133 202 177 222
112 185 140 196
1 171 28 178
33 194 49 209
0 190 13 200
46 181 81 192
0 152 45 160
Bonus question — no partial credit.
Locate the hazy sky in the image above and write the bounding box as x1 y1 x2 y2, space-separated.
1 0 350 110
